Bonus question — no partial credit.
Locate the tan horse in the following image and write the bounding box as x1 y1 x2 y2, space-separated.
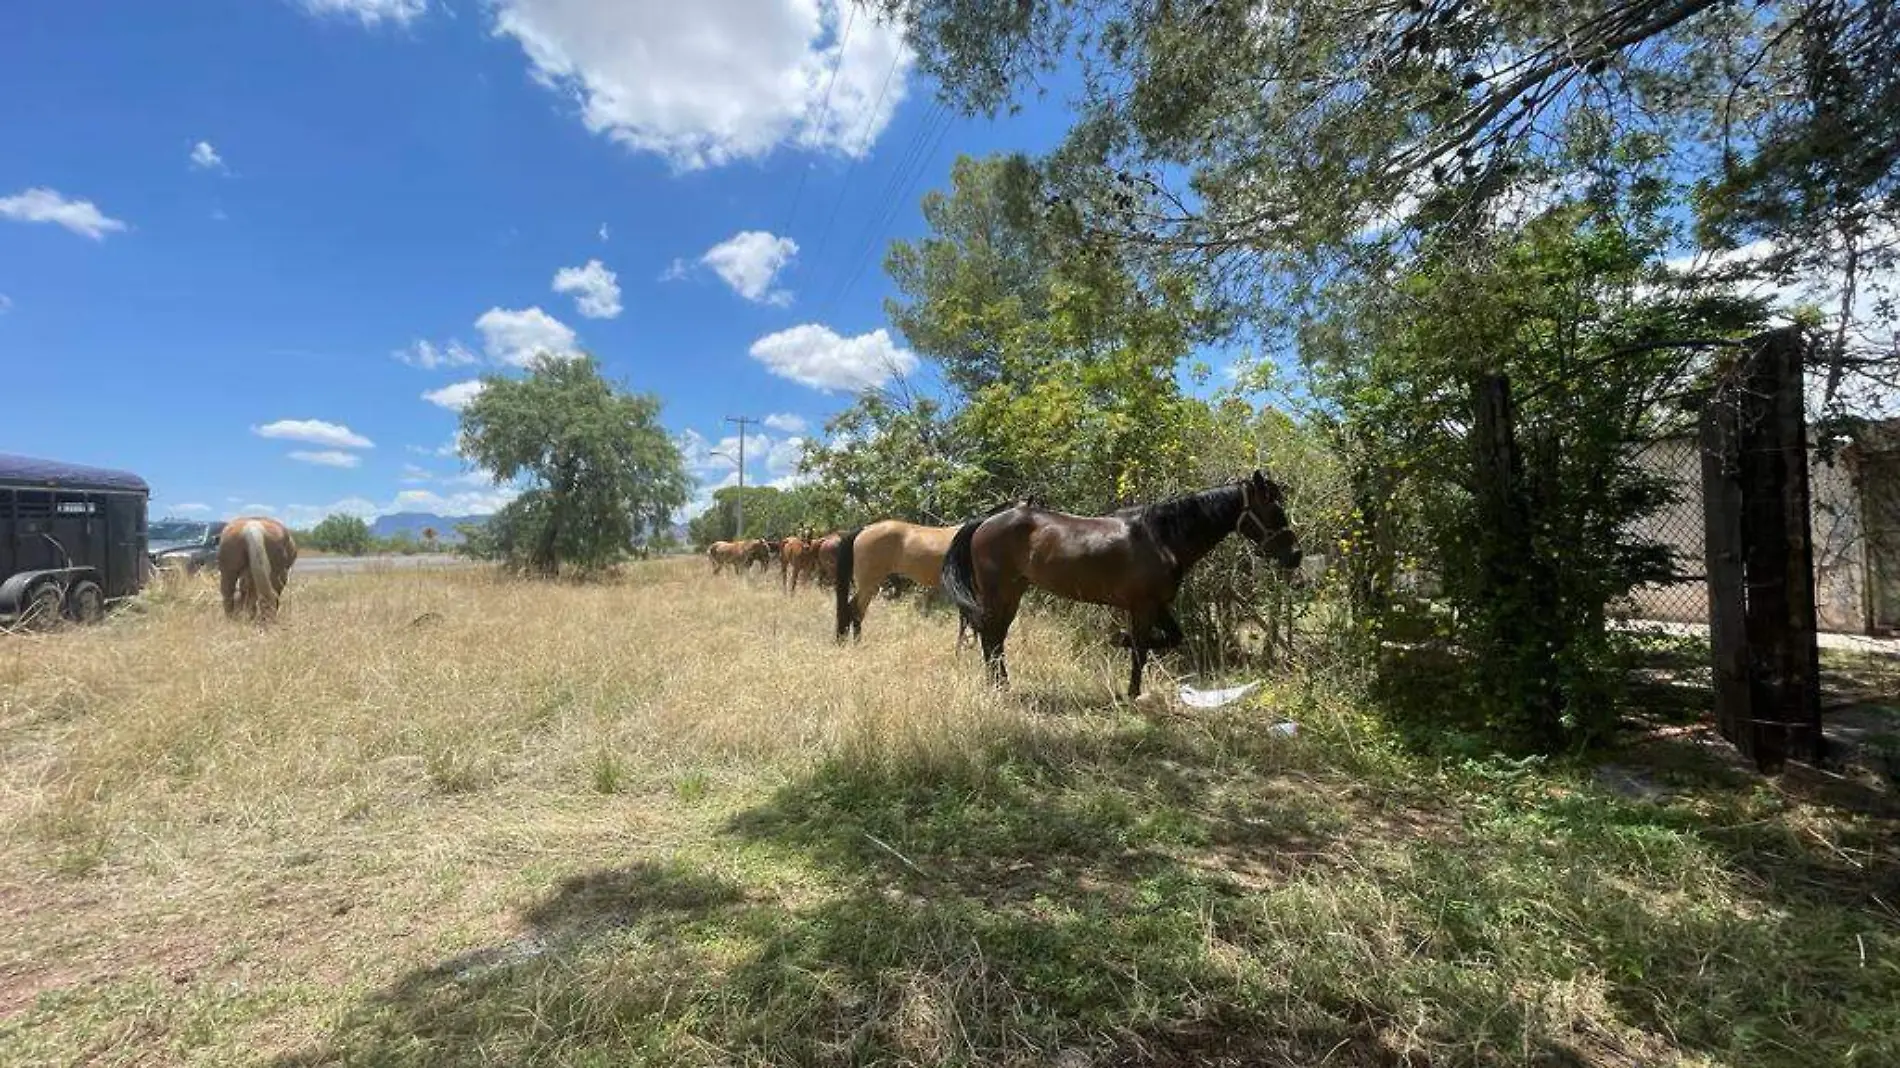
779 535 818 593
218 516 298 623
834 520 972 643
708 539 771 575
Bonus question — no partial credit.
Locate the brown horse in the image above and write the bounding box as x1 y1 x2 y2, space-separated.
779 535 819 593
940 472 1301 698
217 516 298 623
708 539 772 575
738 539 773 572
812 532 841 588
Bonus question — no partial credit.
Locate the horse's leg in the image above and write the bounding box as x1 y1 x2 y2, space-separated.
978 583 1024 687
219 567 239 619
850 586 873 640
1125 609 1161 699
1149 609 1185 649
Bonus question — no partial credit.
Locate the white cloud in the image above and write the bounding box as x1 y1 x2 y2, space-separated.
677 428 769 475
163 502 212 515
659 258 690 282
401 464 433 484
395 339 479 369
0 294 11 314
685 468 743 519
190 141 225 171
253 418 374 449
763 412 808 433
475 306 579 366
299 0 427 26
765 436 813 487
273 485 520 531
409 433 465 459
598 223 610 242
423 379 486 411
1669 226 1900 419
489 0 913 171
551 258 623 319
748 323 917 392
0 187 127 240
289 450 363 468
700 230 799 305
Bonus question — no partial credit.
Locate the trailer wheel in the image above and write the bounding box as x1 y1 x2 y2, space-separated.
21 581 65 630
66 580 105 625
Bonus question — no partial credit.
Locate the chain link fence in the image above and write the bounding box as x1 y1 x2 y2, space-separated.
1617 428 1900 638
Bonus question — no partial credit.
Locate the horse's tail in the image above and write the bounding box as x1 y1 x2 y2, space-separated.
939 520 984 631
242 520 275 618
834 526 862 640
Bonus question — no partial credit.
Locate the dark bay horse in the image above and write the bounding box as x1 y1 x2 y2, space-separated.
217 516 299 623
940 471 1301 697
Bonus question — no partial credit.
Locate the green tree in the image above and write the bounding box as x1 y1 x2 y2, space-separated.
307 513 371 556
882 0 1899 403
1306 187 1771 749
686 485 829 547
459 355 690 576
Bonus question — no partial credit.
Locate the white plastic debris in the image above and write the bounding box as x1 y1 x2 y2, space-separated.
1177 680 1262 708
1269 721 1299 737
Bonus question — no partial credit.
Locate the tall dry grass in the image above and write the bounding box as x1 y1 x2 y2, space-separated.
3 559 1109 875
4 559 1894 1068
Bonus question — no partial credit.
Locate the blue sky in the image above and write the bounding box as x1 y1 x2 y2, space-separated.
0 0 1078 526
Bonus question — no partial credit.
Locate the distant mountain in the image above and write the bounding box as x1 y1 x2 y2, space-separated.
370 512 489 544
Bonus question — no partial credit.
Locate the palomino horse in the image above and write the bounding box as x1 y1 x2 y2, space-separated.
217 516 299 623
834 502 1037 644
941 471 1301 698
834 520 967 642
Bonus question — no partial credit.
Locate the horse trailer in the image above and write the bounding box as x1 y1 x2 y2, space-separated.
0 453 151 628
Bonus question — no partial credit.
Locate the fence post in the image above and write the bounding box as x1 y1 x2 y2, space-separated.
1470 373 1564 746
1700 326 1824 772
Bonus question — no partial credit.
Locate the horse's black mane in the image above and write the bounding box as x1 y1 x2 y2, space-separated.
1130 482 1244 555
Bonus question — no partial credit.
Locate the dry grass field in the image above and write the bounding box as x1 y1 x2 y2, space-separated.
2 559 1896 1067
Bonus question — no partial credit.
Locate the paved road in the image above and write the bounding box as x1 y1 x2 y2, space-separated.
297 554 478 575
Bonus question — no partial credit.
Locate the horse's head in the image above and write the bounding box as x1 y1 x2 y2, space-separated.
1238 470 1302 572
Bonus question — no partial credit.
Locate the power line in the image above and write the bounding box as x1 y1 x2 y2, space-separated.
778 0 859 238
807 37 907 268
813 101 946 316
823 102 957 317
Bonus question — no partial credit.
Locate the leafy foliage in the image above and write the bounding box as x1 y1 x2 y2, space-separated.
883 0 1898 398
1306 179 1772 748
306 513 371 556
459 355 689 576
686 485 830 547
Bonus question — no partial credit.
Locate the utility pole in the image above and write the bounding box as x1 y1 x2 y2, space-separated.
725 415 758 538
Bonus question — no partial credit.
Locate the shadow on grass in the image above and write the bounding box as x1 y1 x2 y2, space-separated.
275 702 1899 1068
